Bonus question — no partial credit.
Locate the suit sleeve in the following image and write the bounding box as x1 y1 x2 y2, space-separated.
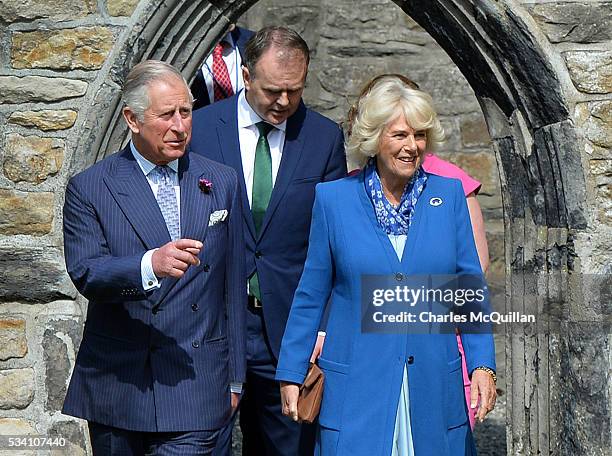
317 126 346 333
275 186 334 384
63 178 145 302
225 172 247 384
451 180 496 374
323 126 347 182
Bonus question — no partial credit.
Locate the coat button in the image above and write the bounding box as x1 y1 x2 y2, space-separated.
203 264 210 272
395 273 403 281
192 340 200 348
152 308 159 315
407 356 414 364
255 251 262 259
192 303 199 311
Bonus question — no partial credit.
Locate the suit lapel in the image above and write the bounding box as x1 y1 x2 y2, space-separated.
258 103 307 238
179 153 212 243
233 27 254 55
151 154 214 308
217 98 257 240
104 146 171 250
190 69 211 110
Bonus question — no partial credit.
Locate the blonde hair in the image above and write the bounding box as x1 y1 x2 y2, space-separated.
346 75 445 169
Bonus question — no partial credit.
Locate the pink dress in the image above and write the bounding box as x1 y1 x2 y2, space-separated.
422 153 481 428
422 153 481 196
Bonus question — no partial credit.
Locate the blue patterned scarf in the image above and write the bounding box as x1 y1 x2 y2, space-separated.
365 158 427 235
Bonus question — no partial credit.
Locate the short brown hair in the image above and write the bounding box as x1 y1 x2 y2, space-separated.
243 26 310 78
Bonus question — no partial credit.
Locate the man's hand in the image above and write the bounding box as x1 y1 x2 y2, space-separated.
470 369 497 423
309 333 325 363
280 382 300 422
231 392 240 412
152 239 202 279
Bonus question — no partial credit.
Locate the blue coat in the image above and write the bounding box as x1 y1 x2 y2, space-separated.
62 146 246 432
190 95 346 358
276 172 496 455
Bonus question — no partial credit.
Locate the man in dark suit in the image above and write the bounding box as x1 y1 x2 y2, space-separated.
191 25 254 110
62 60 246 455
190 26 346 456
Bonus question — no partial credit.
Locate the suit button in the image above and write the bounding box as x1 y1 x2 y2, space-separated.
192 303 199 311
395 273 403 281
255 251 262 259
152 308 159 315
192 340 200 348
407 356 414 364
203 264 210 272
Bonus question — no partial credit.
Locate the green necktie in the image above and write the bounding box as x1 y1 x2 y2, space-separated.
249 121 274 301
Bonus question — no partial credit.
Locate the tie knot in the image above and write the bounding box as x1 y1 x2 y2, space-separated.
213 42 226 58
256 121 274 138
153 165 172 183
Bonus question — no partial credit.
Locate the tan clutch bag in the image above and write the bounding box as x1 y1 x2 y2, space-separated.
297 362 324 424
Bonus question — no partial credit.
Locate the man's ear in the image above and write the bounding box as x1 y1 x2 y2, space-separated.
122 107 140 134
242 66 251 92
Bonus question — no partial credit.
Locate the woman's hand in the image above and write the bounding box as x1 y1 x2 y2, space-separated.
470 369 497 422
309 333 326 362
280 382 300 422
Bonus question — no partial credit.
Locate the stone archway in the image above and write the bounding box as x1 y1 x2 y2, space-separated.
72 1 605 454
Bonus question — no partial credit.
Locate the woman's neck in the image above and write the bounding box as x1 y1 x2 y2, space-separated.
379 173 407 207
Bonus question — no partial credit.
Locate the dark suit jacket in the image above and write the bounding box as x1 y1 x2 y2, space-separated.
62 146 246 432
190 95 346 359
191 27 254 110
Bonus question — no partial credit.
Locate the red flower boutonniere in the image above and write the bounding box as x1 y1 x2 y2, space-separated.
198 177 213 194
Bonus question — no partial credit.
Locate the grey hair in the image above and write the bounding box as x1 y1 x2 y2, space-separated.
121 60 193 120
346 76 445 169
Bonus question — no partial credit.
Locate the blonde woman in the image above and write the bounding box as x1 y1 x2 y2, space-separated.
276 76 496 455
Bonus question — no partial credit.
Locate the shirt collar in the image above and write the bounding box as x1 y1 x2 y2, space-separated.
130 141 179 176
237 89 287 133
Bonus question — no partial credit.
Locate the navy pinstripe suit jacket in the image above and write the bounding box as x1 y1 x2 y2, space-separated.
62 145 246 432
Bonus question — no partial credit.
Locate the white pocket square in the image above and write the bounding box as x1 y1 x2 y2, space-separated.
208 209 228 227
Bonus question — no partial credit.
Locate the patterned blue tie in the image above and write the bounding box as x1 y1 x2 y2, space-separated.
152 165 180 241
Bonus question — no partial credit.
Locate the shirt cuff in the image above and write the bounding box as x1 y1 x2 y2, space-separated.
230 383 243 394
141 249 161 291
317 331 326 337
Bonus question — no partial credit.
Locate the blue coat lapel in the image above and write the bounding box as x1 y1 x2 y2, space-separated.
258 103 307 239
356 169 429 272
356 170 403 270
216 98 257 240
104 146 171 250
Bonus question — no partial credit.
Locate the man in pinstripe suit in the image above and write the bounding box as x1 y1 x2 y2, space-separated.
62 60 246 455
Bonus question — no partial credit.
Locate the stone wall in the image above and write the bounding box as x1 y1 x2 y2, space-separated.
0 1 139 453
0 1 609 455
